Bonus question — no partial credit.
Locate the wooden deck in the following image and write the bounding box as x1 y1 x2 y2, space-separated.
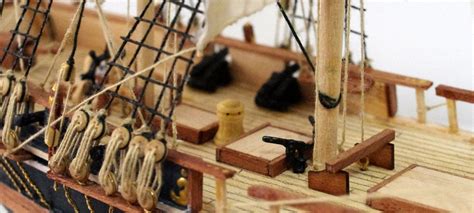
25 52 474 211
178 82 474 212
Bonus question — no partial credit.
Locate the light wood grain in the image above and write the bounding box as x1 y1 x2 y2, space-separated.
416 88 426 123
374 166 474 212
313 0 345 171
446 99 458 133
226 126 311 161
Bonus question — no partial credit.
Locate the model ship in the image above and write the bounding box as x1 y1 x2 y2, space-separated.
0 0 472 212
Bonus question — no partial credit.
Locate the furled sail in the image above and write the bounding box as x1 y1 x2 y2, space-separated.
196 0 273 52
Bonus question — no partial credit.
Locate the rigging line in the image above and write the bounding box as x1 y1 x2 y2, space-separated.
276 1 315 72
12 0 26 72
340 0 352 153
103 0 167 112
15 161 50 208
359 0 366 142
94 0 146 124
130 0 185 120
5 47 196 156
148 0 201 126
65 0 86 76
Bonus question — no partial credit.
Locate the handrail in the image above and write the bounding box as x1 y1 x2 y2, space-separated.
436 84 474 103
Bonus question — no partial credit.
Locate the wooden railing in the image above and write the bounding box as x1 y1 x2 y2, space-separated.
435 85 474 133
215 37 434 121
48 150 236 213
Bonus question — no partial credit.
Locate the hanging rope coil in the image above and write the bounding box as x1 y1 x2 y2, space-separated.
49 107 90 174
0 70 15 120
119 133 149 203
98 119 132 195
136 139 167 210
2 78 28 150
69 109 107 183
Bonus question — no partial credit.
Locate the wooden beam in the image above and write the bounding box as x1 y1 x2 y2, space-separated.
313 0 345 171
215 178 227 213
248 185 359 212
188 169 203 213
436 84 474 103
167 149 236 180
0 143 33 161
0 183 48 213
326 129 395 173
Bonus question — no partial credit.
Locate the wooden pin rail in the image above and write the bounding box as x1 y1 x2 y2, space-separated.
308 129 396 195
435 84 474 133
47 149 235 213
0 144 33 161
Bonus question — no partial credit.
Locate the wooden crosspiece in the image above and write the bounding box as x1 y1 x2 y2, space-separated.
308 129 396 195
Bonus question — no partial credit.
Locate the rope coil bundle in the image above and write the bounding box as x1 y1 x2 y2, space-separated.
69 109 107 182
119 131 149 203
98 119 133 195
136 138 167 210
2 78 29 150
48 106 90 174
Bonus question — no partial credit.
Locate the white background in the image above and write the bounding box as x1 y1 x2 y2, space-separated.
100 0 473 131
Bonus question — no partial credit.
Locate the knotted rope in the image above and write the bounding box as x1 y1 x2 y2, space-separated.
339 0 352 153
119 132 148 203
2 79 27 150
98 120 132 195
136 139 166 210
48 107 90 174
69 109 106 182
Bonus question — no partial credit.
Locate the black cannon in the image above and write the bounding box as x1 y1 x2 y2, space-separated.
262 135 313 173
187 48 232 92
255 63 302 111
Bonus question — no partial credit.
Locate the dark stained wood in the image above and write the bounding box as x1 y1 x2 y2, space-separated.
308 170 349 196
248 185 360 212
385 84 398 117
188 169 203 213
167 149 236 180
47 172 144 213
0 183 49 213
368 143 395 170
326 129 395 173
435 84 474 103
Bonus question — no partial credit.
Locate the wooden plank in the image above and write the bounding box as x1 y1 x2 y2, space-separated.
367 165 474 212
0 183 49 213
326 129 395 173
167 149 235 180
248 185 360 212
47 172 143 213
435 84 474 103
365 68 433 90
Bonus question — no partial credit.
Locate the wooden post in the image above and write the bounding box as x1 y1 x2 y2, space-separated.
415 88 426 123
446 98 458 133
188 169 203 213
137 0 155 113
313 0 345 170
215 178 227 213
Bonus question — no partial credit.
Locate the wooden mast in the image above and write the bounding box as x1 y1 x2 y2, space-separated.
312 0 345 171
